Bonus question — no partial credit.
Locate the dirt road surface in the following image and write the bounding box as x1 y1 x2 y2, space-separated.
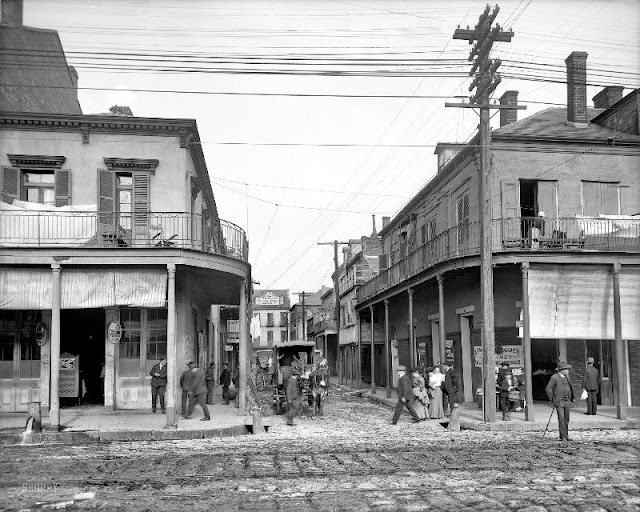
1 389 638 511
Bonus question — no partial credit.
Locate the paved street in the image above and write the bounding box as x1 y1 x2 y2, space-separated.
1 389 638 511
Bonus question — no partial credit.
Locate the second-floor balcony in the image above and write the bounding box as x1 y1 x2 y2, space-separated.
0 205 248 262
358 216 640 303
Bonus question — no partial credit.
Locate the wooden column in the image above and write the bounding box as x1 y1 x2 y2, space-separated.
356 310 361 388
39 311 52 409
613 263 628 420
408 288 415 367
104 308 119 410
49 263 61 430
369 305 376 394
239 279 248 414
385 299 391 398
437 275 446 363
521 263 534 421
165 264 177 427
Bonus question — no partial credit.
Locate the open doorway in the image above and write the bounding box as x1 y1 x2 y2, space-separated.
60 309 105 406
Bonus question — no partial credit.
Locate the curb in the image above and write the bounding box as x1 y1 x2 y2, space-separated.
0 425 249 445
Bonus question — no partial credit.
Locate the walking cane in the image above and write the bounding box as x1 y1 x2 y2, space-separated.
542 404 556 438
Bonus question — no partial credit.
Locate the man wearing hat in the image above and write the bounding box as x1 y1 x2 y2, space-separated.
219 362 231 405
286 366 301 426
392 365 422 425
179 361 195 416
545 361 575 442
582 357 601 415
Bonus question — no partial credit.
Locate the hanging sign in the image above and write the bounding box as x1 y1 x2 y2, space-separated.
224 345 234 352
35 322 48 346
107 321 122 344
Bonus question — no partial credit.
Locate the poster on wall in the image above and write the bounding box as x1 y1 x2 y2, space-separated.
474 345 523 368
445 339 455 364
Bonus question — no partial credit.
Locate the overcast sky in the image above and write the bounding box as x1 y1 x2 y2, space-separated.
25 0 640 299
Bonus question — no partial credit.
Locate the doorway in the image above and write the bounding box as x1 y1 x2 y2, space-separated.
60 309 106 405
531 338 558 400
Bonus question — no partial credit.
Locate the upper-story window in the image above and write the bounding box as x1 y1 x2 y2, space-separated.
117 173 133 230
581 181 621 216
2 155 70 207
456 191 469 244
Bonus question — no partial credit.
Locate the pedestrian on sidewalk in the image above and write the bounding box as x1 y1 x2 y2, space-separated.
428 365 445 419
286 367 301 426
205 362 216 404
219 362 231 405
184 363 211 421
582 357 601 416
411 367 429 420
499 373 517 421
392 365 422 424
150 358 167 413
545 361 575 442
180 362 195 416
443 363 459 415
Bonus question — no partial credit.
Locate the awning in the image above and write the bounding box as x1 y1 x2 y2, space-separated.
528 264 640 339
0 267 167 309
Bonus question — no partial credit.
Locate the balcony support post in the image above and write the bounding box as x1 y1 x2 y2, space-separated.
385 299 391 398
437 274 446 364
370 305 376 394
49 263 61 430
613 263 628 420
408 288 415 367
521 262 535 422
165 263 177 427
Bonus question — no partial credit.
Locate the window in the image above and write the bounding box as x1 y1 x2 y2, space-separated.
146 309 167 361
267 312 274 326
280 312 288 326
581 181 621 216
267 330 274 342
116 173 133 230
19 311 40 379
0 311 16 379
3 156 70 206
281 330 288 342
119 309 141 360
23 172 55 205
456 192 469 244
0 311 41 380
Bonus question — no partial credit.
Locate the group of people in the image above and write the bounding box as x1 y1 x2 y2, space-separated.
392 363 459 425
149 359 239 421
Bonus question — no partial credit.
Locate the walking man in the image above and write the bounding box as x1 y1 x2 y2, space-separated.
286 367 302 426
219 362 231 405
183 363 211 421
545 361 575 442
149 358 167 413
582 357 601 415
392 365 422 424
205 362 216 404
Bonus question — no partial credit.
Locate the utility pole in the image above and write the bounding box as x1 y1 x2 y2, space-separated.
294 292 308 340
446 4 525 423
318 241 351 383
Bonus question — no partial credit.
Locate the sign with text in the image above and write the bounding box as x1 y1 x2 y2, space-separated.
254 290 289 307
474 345 523 367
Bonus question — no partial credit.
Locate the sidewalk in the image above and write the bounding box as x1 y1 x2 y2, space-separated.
345 385 640 432
0 403 251 445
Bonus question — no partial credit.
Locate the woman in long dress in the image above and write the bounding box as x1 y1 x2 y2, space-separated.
411 369 429 419
428 366 446 419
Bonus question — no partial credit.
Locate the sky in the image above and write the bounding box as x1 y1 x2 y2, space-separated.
25 0 640 300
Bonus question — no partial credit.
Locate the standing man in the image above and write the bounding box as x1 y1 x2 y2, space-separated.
219 362 231 405
392 366 422 425
180 362 194 416
545 361 575 442
149 358 167 413
183 363 210 421
582 357 601 416
286 366 301 426
443 363 459 415
205 362 216 405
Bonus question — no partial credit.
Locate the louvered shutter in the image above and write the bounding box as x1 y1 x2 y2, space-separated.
132 172 150 242
1 166 20 204
54 169 71 207
500 180 520 244
98 168 115 228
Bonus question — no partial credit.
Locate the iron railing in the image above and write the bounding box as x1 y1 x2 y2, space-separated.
357 216 640 302
0 210 248 262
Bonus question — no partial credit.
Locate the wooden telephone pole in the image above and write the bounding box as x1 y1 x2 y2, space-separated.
446 4 525 422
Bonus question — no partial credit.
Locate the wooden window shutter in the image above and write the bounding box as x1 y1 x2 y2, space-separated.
500 179 521 243
54 169 71 207
132 172 150 235
97 168 115 226
1 166 20 204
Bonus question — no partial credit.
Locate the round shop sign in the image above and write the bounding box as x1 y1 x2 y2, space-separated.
35 322 48 346
107 321 122 344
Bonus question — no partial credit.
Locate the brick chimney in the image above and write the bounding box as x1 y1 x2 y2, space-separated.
371 215 377 236
1 0 23 25
565 51 588 127
592 86 624 109
499 90 519 127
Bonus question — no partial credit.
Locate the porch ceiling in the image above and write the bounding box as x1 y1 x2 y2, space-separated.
184 266 243 305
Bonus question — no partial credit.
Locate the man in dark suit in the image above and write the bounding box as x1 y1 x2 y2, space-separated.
443 363 459 413
392 366 422 424
582 357 601 415
285 367 302 426
180 361 194 416
205 362 216 404
219 362 231 405
546 361 575 442
149 358 167 413
183 363 210 421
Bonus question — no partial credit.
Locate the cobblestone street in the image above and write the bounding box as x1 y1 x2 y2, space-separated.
1 390 638 511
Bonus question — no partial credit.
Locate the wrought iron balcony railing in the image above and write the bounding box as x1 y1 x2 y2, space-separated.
0 210 248 262
357 216 640 303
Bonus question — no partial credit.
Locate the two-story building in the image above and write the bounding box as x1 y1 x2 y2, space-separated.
252 289 290 349
357 51 639 414
0 3 251 426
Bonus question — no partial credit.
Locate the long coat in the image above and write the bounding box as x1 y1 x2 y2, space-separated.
545 373 575 405
396 372 415 401
150 363 167 388
185 369 207 396
582 366 601 391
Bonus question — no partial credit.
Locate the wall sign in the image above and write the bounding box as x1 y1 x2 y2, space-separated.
35 321 48 346
107 321 122 344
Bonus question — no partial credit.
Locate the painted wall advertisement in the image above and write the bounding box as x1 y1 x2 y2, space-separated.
474 345 523 368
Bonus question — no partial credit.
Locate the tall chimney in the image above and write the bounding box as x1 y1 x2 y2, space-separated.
592 86 624 109
499 91 519 127
565 51 588 126
371 215 377 236
1 0 23 25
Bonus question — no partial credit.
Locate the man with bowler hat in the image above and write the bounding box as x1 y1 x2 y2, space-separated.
582 357 601 415
546 361 575 442
219 362 231 405
149 358 167 413
392 365 422 424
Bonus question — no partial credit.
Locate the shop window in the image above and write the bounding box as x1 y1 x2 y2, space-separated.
0 311 41 379
119 309 141 377
146 309 167 361
0 311 15 379
19 311 40 379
